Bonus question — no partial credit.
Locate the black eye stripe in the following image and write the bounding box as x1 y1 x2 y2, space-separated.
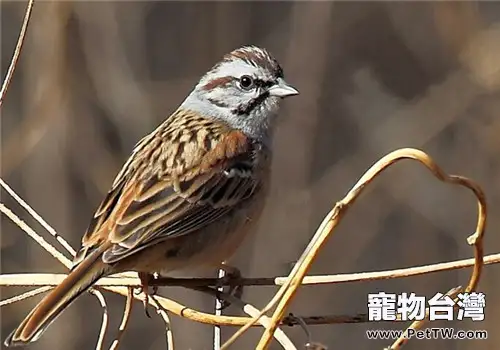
232 91 270 116
254 79 273 89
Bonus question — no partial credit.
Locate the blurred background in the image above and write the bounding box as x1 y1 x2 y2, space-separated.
1 1 500 349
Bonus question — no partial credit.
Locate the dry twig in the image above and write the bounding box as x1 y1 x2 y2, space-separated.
109 288 134 350
0 287 52 307
0 151 491 349
252 148 486 349
150 296 175 350
0 0 34 108
90 289 109 350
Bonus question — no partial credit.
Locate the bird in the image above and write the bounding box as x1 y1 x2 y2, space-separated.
4 45 298 346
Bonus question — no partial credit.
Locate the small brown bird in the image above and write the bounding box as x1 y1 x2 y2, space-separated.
5 46 298 346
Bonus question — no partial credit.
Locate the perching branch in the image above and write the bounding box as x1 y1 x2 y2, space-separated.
0 149 490 350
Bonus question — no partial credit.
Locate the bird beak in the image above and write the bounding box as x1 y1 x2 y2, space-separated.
268 78 299 98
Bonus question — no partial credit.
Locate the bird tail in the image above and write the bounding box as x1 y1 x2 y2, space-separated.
4 245 110 347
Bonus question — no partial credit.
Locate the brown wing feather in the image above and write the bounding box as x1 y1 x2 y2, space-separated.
75 110 260 266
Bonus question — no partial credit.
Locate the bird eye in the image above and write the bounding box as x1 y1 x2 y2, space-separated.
239 75 255 90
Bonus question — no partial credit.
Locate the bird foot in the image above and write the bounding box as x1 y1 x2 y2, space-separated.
215 265 243 310
137 272 159 318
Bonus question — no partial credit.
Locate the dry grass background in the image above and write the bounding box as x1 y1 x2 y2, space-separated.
1 1 500 350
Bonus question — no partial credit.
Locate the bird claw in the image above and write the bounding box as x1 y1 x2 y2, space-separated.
215 265 243 310
138 272 159 318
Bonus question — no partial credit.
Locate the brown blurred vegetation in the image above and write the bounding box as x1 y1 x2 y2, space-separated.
2 1 500 350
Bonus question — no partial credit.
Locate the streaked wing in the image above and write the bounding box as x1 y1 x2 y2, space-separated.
102 165 257 263
76 115 261 265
